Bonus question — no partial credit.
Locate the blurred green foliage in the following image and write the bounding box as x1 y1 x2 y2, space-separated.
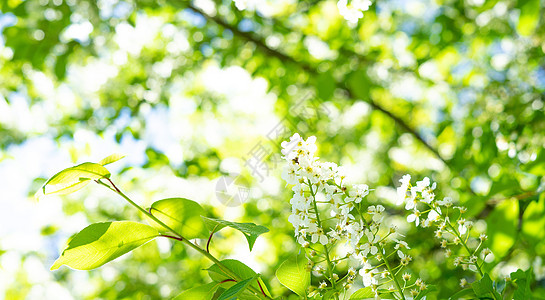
0 0 544 298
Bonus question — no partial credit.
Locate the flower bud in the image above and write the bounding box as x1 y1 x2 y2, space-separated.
460 278 468 288
319 281 327 289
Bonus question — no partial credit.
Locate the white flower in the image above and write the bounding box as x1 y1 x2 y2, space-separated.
319 281 327 289
404 187 418 210
288 213 304 232
458 218 470 235
359 262 378 287
281 133 302 157
347 184 369 203
421 219 432 228
337 0 372 23
407 209 421 226
427 209 441 222
414 177 430 192
339 202 354 216
437 197 453 207
421 189 435 203
281 165 298 185
394 239 410 250
396 174 411 205
311 228 329 245
328 229 342 241
533 257 545 281
359 230 379 257
367 205 385 223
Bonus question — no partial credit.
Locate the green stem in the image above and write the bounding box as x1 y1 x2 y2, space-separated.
433 209 499 300
332 181 405 299
353 205 406 300
378 243 405 300
97 179 271 300
308 180 339 300
444 218 484 277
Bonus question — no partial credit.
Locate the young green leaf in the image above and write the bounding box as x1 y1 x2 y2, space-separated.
218 277 257 300
35 162 111 200
98 153 125 165
350 287 375 299
472 273 500 299
202 216 269 251
275 252 310 297
147 198 209 239
510 268 533 300
495 278 506 294
448 288 476 300
207 259 271 298
207 259 257 282
173 282 220 300
51 221 159 270
486 199 518 257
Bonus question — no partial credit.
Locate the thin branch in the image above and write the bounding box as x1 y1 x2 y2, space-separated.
161 234 184 242
219 279 237 284
477 191 537 219
207 224 219 253
98 178 272 299
106 177 122 194
183 2 449 167
256 279 267 298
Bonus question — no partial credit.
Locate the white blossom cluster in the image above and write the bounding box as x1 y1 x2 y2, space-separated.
533 256 545 281
337 0 372 23
397 175 492 272
281 134 419 294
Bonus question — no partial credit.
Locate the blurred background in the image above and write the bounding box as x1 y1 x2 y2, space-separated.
0 0 544 298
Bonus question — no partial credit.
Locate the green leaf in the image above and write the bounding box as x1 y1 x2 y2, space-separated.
516 0 541 36
511 268 533 300
495 278 506 295
350 287 375 299
207 259 271 298
256 278 272 298
173 282 220 300
323 290 338 299
448 288 476 300
207 259 258 282
275 252 310 297
486 198 518 258
347 69 370 99
218 276 257 300
522 193 545 245
202 217 269 251
98 154 125 165
472 273 499 299
148 198 209 239
35 162 111 200
521 149 545 176
316 71 335 101
51 221 159 270
376 289 395 297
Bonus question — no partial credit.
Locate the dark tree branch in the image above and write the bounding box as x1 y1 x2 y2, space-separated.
183 2 449 168
476 191 537 219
